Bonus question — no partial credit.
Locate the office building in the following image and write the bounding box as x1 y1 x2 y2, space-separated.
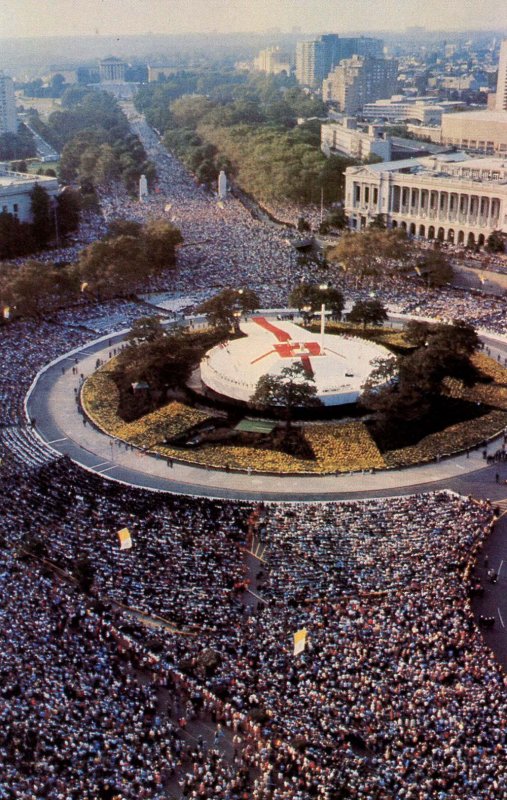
441 109 507 156
321 119 392 161
344 153 507 246
440 40 507 156
495 38 507 111
323 56 398 114
296 35 383 88
362 96 462 125
0 72 17 135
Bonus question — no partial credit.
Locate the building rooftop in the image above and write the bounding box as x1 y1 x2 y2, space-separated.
443 109 507 123
0 170 58 188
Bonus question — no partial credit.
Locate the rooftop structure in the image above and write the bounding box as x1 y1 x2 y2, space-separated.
345 152 507 247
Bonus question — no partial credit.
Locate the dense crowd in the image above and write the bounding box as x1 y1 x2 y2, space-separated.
0 457 505 798
1 103 507 799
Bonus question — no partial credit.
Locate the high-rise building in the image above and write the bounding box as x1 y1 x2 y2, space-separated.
0 72 17 135
495 38 507 111
296 35 383 88
322 56 399 114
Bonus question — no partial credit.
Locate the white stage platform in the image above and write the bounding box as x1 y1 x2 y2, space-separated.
200 316 391 406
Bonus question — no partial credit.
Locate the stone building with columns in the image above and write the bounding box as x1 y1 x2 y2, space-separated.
99 57 127 83
344 153 507 247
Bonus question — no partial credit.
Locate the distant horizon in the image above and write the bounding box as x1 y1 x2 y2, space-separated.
2 26 507 41
2 0 506 40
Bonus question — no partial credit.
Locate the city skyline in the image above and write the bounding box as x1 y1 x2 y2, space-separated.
1 0 506 39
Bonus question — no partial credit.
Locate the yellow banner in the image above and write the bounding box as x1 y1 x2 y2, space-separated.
117 527 132 550
293 628 307 656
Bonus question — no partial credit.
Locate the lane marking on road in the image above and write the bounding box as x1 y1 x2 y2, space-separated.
498 607 505 629
498 559 504 578
96 465 118 473
46 437 68 444
91 461 111 468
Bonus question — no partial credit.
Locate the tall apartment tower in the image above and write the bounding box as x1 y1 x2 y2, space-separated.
296 35 383 88
322 55 398 114
495 39 507 111
0 72 17 134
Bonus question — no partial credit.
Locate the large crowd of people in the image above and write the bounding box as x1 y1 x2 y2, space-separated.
0 456 505 798
1 103 507 798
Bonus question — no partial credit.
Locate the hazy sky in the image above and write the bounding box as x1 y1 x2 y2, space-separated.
1 0 506 38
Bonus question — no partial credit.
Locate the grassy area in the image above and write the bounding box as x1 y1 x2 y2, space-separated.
81 354 507 474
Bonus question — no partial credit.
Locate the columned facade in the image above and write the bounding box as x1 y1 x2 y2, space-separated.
345 156 507 245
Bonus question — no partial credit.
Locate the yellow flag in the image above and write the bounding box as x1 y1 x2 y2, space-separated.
117 527 132 550
80 282 89 292
3 306 10 319
293 628 307 656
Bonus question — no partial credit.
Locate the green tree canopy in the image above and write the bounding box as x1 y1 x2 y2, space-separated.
197 288 260 331
289 283 344 321
415 249 454 287
30 184 53 247
126 316 166 346
251 362 322 429
328 228 410 282
347 298 388 329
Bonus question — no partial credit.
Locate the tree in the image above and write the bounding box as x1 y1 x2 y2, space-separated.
486 230 505 254
170 95 216 128
78 235 148 299
251 362 322 430
0 260 79 318
107 219 143 239
361 319 481 434
347 298 388 329
289 283 344 322
57 188 81 235
30 183 53 247
369 213 387 229
415 250 453 287
0 211 35 259
126 316 166 346
143 220 183 270
197 288 259 331
328 228 410 283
